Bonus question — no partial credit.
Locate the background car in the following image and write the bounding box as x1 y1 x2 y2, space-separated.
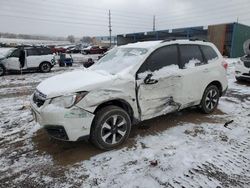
235 55 250 81
82 45 108 54
0 46 55 76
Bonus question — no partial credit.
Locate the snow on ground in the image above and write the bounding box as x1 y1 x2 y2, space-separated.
0 58 250 187
0 38 68 46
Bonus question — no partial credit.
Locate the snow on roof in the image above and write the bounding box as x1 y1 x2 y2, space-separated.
120 41 162 49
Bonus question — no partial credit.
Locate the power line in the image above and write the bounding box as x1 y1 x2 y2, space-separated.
1 1 152 27
157 0 250 21
0 13 152 31
7 0 153 19
157 1 250 23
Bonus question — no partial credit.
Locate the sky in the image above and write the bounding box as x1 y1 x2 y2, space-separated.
0 0 250 37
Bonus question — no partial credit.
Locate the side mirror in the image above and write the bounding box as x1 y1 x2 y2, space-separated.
144 73 158 85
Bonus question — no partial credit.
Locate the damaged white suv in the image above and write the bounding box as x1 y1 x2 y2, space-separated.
30 40 228 150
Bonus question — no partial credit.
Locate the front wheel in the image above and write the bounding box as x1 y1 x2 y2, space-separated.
90 106 131 150
200 85 220 114
0 64 6 76
39 62 51 73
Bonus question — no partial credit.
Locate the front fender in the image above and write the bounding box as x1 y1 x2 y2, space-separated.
76 88 139 118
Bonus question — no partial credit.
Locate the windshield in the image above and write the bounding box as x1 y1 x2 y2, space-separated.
0 48 14 58
90 47 148 74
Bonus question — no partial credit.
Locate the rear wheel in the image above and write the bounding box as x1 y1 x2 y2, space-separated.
200 85 220 114
0 65 6 76
39 62 51 73
90 106 131 150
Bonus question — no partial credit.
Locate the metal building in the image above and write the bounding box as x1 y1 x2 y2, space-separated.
117 22 250 58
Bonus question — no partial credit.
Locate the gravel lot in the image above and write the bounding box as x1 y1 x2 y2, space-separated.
0 58 249 187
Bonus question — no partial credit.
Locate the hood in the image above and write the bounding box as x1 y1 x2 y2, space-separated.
36 69 113 98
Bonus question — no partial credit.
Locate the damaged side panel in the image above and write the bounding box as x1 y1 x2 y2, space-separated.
137 67 183 121
76 76 140 120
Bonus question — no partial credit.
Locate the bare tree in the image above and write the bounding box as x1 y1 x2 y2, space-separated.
67 35 75 43
81 36 92 44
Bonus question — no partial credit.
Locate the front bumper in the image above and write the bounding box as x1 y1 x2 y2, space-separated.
30 98 95 141
235 64 250 81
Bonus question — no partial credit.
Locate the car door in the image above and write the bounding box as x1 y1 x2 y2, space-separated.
136 44 182 121
5 49 22 70
177 44 207 108
26 48 40 68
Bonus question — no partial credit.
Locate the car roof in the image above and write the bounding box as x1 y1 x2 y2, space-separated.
121 41 162 49
120 39 213 49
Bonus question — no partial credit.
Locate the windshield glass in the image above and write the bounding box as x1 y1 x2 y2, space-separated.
0 48 14 58
90 47 148 75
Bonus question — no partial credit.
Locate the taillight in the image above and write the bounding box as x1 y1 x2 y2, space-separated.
222 60 228 70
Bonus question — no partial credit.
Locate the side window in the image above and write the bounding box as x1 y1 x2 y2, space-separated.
44 48 52 55
138 45 179 73
27 49 39 56
200 45 218 62
179 45 204 68
39 48 52 55
10 49 20 58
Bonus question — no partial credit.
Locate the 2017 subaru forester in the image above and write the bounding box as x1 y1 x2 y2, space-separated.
30 40 228 150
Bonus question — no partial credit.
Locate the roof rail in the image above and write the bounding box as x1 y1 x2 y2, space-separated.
189 38 207 42
161 38 207 43
161 38 177 43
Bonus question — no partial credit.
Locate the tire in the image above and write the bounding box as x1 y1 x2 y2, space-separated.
39 62 51 73
0 64 6 76
200 85 220 114
90 105 131 150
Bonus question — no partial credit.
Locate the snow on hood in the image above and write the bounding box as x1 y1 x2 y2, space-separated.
36 69 113 98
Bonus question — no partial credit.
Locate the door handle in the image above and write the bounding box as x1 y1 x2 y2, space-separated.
144 74 158 85
145 78 158 85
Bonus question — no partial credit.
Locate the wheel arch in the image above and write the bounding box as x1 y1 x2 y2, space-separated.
39 61 52 67
206 80 223 96
93 99 135 122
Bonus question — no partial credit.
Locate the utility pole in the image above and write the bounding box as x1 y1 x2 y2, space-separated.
108 10 112 47
153 15 156 32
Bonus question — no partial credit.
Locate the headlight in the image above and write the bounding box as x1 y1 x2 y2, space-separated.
50 91 88 108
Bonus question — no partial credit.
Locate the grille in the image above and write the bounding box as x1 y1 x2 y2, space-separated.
33 90 46 107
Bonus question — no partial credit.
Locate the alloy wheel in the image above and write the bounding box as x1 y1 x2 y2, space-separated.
101 115 127 145
41 63 50 72
205 89 218 110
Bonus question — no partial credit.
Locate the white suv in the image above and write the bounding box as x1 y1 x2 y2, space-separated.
30 40 228 150
235 55 250 81
0 47 55 76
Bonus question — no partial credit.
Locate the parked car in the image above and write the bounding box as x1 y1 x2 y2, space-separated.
82 45 108 54
30 40 228 150
235 55 250 81
51 46 67 54
66 47 81 54
0 47 55 76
